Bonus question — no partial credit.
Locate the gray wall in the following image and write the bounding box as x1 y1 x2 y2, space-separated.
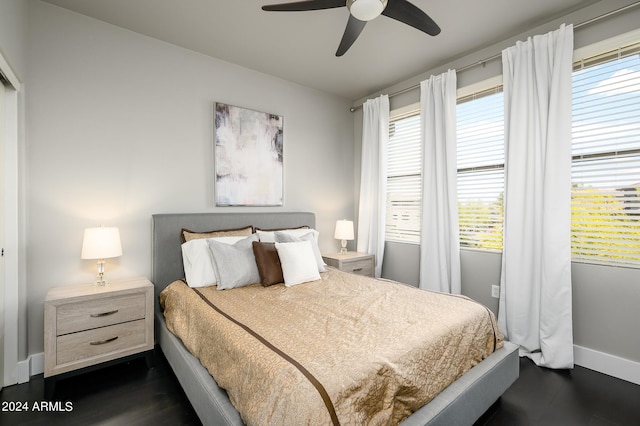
0 0 28 78
382 244 640 364
362 0 640 365
24 1 354 355
382 246 502 313
0 0 29 364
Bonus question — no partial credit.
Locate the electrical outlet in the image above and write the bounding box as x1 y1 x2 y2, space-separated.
491 285 500 298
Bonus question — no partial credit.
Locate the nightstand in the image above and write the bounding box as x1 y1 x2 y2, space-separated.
44 277 154 398
322 252 375 277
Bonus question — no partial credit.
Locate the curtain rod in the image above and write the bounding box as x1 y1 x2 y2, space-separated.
350 1 640 112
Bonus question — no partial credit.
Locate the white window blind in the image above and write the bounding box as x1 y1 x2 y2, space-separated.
456 88 504 251
383 40 640 269
386 111 421 243
571 43 640 267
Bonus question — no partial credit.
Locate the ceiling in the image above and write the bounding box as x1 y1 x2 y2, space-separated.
41 0 598 100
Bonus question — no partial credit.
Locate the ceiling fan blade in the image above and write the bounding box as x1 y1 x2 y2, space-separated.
382 0 441 36
336 15 366 57
262 0 345 12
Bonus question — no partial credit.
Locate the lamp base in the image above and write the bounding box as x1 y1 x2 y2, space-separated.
95 259 107 286
340 239 348 255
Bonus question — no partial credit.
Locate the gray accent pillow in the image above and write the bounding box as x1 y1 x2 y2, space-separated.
207 234 260 290
274 231 327 273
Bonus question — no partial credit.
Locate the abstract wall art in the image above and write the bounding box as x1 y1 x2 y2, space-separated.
214 103 284 206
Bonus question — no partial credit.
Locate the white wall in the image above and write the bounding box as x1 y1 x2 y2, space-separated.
25 1 354 355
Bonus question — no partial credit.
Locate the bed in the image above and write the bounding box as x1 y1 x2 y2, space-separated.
151 212 519 425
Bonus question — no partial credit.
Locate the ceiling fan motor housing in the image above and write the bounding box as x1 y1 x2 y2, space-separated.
347 0 388 21
262 0 439 56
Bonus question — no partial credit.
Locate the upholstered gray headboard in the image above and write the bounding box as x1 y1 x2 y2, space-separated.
151 212 315 301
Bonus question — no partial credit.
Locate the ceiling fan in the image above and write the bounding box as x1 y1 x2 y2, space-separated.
262 0 441 56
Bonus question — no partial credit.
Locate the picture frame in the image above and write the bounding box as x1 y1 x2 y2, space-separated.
214 102 284 206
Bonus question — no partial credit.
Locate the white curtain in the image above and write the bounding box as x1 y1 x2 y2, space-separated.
419 70 461 294
499 24 574 368
357 94 389 278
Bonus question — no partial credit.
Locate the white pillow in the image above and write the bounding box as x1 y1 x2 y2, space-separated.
258 228 319 243
275 241 321 287
256 230 277 243
207 234 260 290
181 236 247 288
275 231 326 273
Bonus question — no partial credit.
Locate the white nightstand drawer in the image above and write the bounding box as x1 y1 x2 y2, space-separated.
344 259 373 276
56 292 146 335
45 277 154 379
56 319 147 365
322 252 375 277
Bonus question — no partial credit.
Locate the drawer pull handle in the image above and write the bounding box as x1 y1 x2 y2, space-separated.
90 336 118 346
90 309 119 318
353 268 363 272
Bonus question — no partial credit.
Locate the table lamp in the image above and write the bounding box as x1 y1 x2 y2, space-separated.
81 226 122 286
334 220 354 255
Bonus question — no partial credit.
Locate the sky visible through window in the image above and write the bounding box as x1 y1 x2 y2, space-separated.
456 53 640 193
571 53 640 266
573 54 640 189
389 51 640 265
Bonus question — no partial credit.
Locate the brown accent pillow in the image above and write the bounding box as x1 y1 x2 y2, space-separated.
180 226 253 243
252 241 284 287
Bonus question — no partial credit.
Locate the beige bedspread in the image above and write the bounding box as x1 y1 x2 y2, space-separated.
160 268 503 426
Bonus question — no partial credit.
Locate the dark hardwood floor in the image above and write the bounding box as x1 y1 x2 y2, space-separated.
476 357 640 426
0 349 199 426
1 348 639 425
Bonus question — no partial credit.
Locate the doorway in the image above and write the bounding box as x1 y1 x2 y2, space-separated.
0 78 5 391
0 54 21 388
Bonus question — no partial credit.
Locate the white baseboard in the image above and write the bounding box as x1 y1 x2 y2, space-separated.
31 353 44 376
17 352 44 383
17 359 29 384
574 345 640 386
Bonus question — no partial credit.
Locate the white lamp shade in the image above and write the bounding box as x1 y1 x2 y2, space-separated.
81 227 123 259
334 220 355 240
347 0 388 21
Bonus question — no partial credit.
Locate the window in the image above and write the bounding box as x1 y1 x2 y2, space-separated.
386 110 421 243
454 42 640 266
384 91 506 249
456 88 504 251
384 40 640 268
571 43 640 267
